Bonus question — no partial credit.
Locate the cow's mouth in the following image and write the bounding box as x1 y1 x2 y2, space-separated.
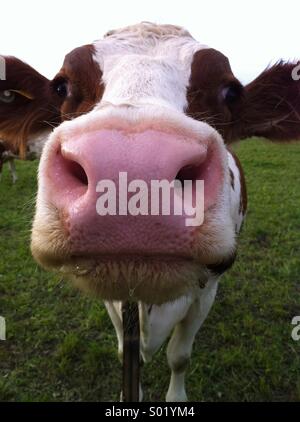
57 253 207 304
70 253 195 264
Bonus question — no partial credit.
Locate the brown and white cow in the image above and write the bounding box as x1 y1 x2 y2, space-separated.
0 58 62 182
1 23 299 401
0 140 18 183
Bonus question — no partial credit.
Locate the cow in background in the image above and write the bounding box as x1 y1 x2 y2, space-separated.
0 140 18 183
0 56 62 182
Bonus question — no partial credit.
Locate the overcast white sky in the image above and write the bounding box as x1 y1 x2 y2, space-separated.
0 0 299 83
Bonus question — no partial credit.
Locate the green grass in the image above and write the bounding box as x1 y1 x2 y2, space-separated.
0 138 299 402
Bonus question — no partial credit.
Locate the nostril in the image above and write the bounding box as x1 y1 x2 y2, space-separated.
63 158 88 186
57 146 88 186
175 164 202 185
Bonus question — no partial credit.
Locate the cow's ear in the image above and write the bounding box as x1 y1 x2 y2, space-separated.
0 56 63 158
232 61 300 142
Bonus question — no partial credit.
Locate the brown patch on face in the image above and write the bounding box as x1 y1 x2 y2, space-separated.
186 48 244 142
54 45 103 120
0 45 104 158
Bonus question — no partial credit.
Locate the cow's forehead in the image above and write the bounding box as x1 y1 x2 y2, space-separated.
92 22 208 70
104 22 193 39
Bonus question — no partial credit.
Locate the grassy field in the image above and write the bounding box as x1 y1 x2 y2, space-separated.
0 138 299 402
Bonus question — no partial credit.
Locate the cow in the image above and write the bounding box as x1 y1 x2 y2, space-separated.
1 22 299 401
0 140 18 183
0 133 46 184
0 60 60 182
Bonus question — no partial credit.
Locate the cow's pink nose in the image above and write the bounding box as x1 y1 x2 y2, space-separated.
44 129 223 256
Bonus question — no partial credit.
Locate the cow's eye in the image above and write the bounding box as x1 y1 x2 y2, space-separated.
0 90 16 103
221 84 242 106
54 79 68 98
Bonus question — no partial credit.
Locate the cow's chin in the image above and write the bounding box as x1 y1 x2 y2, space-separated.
31 237 207 304
31 228 210 304
31 202 235 304
57 256 207 304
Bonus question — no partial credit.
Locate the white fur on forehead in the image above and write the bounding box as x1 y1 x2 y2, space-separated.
92 23 208 112
104 22 193 39
94 22 204 58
